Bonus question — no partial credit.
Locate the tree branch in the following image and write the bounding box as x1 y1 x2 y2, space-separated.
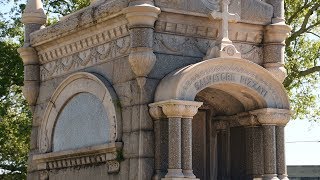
307 31 320 39
298 66 320 77
287 0 312 25
286 2 320 45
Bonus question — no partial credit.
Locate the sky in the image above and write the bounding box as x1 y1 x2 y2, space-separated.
285 120 320 165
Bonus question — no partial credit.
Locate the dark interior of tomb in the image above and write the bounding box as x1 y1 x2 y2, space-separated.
192 85 265 179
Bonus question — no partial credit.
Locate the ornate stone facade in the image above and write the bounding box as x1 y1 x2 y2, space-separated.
20 0 291 179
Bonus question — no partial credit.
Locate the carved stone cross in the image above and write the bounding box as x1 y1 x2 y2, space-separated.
205 0 241 59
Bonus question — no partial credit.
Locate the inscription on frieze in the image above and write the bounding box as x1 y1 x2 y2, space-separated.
239 76 268 97
194 73 235 91
189 71 268 98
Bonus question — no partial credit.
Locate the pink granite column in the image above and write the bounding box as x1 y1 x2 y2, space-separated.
276 126 289 180
250 109 291 180
181 103 202 178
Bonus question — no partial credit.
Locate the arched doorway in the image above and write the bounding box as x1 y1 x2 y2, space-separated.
149 58 291 180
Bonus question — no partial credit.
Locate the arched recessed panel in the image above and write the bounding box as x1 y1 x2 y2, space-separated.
39 72 122 153
53 93 110 152
155 58 290 110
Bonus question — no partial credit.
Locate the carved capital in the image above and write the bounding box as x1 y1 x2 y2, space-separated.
129 48 156 77
148 105 165 120
161 104 185 118
17 47 39 65
149 100 203 118
123 4 160 28
264 23 291 44
264 62 287 82
237 112 260 127
249 108 291 125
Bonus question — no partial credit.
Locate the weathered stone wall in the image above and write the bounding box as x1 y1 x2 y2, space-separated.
21 0 291 179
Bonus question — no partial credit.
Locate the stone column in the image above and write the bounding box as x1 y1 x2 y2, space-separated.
262 125 278 180
215 120 230 179
250 108 291 180
181 105 201 178
149 100 202 180
238 112 264 179
276 126 289 180
162 103 185 178
18 0 47 112
149 106 166 180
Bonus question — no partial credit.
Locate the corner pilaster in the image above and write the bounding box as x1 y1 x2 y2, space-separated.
18 0 47 112
123 3 160 89
263 23 291 82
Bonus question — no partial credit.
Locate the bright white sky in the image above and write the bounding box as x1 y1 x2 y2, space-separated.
286 120 320 165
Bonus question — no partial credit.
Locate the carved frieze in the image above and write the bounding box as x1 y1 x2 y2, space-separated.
155 19 264 44
40 36 130 81
154 33 263 64
38 24 129 64
155 21 218 39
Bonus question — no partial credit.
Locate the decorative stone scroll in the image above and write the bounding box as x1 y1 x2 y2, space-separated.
154 58 290 110
39 72 122 153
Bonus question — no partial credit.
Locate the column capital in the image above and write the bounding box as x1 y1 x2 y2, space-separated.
149 105 165 120
237 112 260 127
149 100 203 118
17 47 39 65
123 4 160 28
264 23 292 44
249 108 291 126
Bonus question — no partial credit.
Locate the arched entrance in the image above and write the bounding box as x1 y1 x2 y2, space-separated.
149 58 291 180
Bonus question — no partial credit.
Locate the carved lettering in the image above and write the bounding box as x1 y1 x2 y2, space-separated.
240 76 268 97
194 73 235 91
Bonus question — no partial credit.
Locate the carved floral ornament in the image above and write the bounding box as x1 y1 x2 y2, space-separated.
39 72 122 154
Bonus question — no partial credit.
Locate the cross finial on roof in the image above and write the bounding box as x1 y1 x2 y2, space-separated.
204 0 241 59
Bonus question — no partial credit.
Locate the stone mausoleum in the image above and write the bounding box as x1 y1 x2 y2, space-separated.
18 0 292 179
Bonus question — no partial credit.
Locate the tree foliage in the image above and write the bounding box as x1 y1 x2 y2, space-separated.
284 0 320 120
0 0 89 179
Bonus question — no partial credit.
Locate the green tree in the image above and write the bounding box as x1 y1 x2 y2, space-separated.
284 0 320 120
0 0 89 179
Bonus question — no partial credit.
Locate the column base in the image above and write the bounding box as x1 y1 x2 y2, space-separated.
263 174 279 180
278 175 289 180
182 170 196 178
165 169 184 178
